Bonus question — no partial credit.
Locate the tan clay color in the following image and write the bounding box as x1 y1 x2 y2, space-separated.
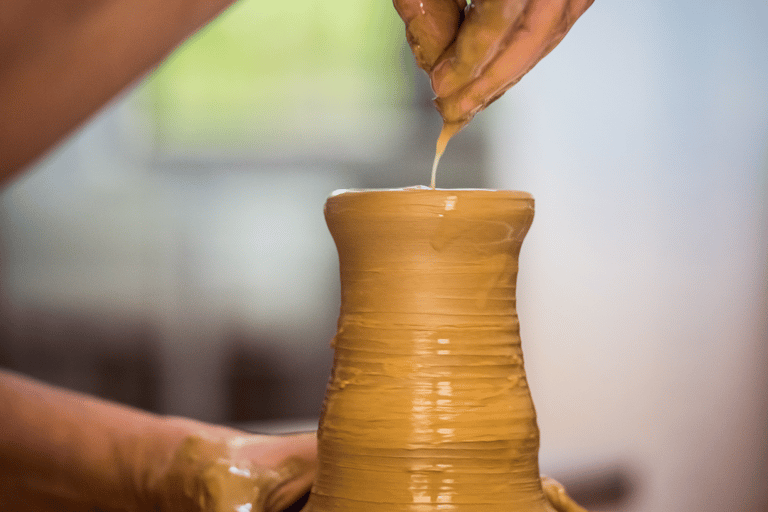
395 0 594 130
303 187 587 511
430 122 463 188
0 370 316 512
394 0 594 178
158 436 283 512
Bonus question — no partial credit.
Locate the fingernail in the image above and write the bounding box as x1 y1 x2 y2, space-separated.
431 60 459 97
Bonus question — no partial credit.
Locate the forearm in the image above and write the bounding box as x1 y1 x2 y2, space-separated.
0 0 236 183
0 370 190 511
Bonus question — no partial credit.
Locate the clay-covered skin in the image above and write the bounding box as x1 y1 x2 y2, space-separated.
0 371 316 512
394 0 594 129
303 188 587 511
152 429 317 512
392 0 465 71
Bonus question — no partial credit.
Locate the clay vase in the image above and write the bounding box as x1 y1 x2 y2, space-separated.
303 188 558 511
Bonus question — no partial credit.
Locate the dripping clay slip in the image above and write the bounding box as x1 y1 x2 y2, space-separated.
430 122 463 189
303 187 587 512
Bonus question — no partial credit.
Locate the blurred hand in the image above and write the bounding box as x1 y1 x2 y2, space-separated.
394 0 594 126
143 420 317 512
0 0 238 181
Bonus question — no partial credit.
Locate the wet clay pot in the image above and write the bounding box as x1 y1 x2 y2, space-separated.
303 188 562 511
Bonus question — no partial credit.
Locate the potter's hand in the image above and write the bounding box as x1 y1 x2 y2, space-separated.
541 475 589 512
394 0 594 126
146 421 317 512
0 371 317 512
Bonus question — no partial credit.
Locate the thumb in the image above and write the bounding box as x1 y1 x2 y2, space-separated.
263 457 316 512
262 434 318 512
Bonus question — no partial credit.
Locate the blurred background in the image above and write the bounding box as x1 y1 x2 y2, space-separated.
1 0 766 511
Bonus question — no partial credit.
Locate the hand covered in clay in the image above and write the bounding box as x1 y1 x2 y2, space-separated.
144 420 317 512
0 371 317 512
541 475 589 512
393 0 594 126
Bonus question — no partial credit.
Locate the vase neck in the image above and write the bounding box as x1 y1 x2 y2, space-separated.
325 189 535 329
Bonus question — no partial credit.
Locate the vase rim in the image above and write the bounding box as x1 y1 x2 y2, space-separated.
329 186 533 200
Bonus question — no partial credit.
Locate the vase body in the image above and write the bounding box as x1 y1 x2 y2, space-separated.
304 188 552 512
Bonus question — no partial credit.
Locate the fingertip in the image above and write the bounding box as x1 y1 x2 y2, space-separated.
434 93 476 127
430 58 462 98
265 457 317 512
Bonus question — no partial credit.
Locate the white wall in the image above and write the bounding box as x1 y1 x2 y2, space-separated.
488 1 768 511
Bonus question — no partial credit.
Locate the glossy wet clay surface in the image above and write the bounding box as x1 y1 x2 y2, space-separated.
302 188 587 511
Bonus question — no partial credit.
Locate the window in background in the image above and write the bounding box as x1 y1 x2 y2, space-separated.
136 0 415 162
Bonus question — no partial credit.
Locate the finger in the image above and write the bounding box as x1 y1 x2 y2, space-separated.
262 433 318 512
541 475 590 512
236 432 316 467
435 0 592 123
263 456 317 512
393 0 465 71
430 0 530 97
